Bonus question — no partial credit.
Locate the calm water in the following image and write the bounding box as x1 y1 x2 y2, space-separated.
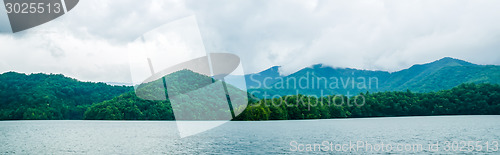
1 116 499 154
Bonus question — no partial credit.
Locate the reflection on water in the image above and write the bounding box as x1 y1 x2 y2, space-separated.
1 116 499 154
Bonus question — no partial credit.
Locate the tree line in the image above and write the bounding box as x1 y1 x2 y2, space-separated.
83 83 500 120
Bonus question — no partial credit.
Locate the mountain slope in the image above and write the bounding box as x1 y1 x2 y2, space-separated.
399 65 500 92
0 72 132 120
384 57 478 91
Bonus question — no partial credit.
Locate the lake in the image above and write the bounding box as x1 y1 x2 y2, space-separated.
1 116 499 154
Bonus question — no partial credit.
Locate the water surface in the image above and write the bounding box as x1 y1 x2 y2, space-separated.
1 116 499 154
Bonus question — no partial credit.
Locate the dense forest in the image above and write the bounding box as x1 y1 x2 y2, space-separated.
83 92 174 120
83 83 500 120
238 83 500 120
0 72 132 120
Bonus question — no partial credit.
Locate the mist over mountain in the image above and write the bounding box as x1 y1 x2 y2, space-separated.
246 57 500 98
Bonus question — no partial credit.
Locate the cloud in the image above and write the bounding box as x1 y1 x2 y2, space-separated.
0 0 191 83
0 30 132 82
0 0 499 83
187 0 500 74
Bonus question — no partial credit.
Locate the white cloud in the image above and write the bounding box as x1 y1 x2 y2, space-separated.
187 0 500 74
0 0 499 82
0 29 131 82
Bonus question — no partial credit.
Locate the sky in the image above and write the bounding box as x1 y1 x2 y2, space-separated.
0 0 499 83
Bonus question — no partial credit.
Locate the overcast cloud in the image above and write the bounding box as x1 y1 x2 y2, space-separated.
0 0 499 83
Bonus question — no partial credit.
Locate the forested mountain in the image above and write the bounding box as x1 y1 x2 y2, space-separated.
0 72 132 120
384 57 484 91
85 69 250 120
247 57 500 98
0 57 498 120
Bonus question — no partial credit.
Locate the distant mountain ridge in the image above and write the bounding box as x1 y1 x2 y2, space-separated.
246 57 500 98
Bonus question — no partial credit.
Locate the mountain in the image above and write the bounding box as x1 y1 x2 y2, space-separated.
383 57 477 91
0 72 132 120
0 69 249 120
245 66 283 89
247 57 500 98
1 57 498 120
